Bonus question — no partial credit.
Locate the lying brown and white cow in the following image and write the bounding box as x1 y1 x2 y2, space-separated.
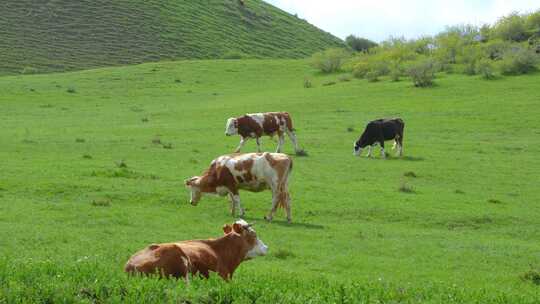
124 220 268 281
186 152 293 222
225 112 300 153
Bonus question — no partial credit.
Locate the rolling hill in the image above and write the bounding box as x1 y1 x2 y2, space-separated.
0 0 343 75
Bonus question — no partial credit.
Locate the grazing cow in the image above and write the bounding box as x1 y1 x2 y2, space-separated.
353 118 405 158
225 112 300 153
124 220 268 281
186 152 293 222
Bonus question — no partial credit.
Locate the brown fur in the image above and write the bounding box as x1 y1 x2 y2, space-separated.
188 153 293 221
125 223 258 281
262 112 293 136
236 115 263 138
264 153 292 209
236 112 293 138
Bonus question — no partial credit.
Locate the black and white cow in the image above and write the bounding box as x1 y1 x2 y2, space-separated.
353 118 405 158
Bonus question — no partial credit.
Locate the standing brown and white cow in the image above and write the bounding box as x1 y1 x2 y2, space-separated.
124 219 268 281
225 112 300 153
185 152 293 222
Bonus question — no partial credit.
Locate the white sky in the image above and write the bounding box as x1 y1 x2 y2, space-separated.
264 0 539 42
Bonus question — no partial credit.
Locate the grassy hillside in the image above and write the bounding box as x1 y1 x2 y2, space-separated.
1 60 540 302
0 0 343 75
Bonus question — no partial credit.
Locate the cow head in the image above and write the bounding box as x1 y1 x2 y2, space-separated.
353 140 363 156
225 118 238 136
223 219 268 260
185 176 202 205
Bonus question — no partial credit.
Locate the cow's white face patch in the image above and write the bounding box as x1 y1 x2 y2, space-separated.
246 238 268 258
234 219 268 258
353 142 362 156
225 118 238 136
186 177 202 205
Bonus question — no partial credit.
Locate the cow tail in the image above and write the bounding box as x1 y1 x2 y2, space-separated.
277 159 292 209
283 112 294 132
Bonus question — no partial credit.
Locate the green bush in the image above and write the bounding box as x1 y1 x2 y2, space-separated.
365 71 379 82
21 67 39 75
389 62 404 81
476 59 496 79
525 10 540 35
352 61 371 78
481 39 512 60
221 50 246 59
310 48 350 73
492 12 529 42
407 59 437 87
303 78 313 88
458 45 482 75
345 35 377 52
338 74 352 82
499 47 538 75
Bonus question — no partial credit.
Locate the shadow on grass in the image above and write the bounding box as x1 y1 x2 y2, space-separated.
385 155 425 161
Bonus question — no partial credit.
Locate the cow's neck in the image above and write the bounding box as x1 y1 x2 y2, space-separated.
198 173 217 193
204 234 247 273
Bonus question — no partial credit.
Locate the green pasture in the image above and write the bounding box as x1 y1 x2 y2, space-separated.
1 59 540 302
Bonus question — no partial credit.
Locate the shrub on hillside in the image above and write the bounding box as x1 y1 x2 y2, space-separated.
481 39 512 60
21 67 38 75
492 12 529 42
352 61 371 78
458 45 482 75
499 47 538 75
388 62 405 81
407 59 437 87
365 71 379 82
310 48 350 73
345 35 378 52
222 50 246 59
476 59 496 79
303 78 313 88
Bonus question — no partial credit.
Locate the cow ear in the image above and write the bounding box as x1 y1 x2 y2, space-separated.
223 224 233 234
232 223 243 234
185 177 198 186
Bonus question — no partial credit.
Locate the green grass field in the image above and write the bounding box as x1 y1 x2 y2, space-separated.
1 59 540 303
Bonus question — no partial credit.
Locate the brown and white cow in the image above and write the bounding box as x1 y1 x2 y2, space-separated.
124 219 268 281
185 152 293 222
225 112 300 153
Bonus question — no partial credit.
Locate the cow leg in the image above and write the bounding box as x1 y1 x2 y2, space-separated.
228 193 236 216
264 192 280 222
255 137 262 153
231 194 244 217
397 134 403 157
380 141 386 159
284 193 292 223
366 145 373 157
235 137 248 153
286 130 300 153
276 133 285 153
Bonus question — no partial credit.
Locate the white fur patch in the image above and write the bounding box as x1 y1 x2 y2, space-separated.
246 238 268 258
248 113 265 129
225 118 238 136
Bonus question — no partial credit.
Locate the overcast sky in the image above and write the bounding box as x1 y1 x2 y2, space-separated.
264 0 538 42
